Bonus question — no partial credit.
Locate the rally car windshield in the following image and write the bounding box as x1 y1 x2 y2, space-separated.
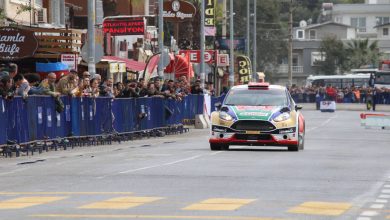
224 89 288 106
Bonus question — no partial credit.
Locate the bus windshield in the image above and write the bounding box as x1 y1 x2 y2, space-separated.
375 72 390 86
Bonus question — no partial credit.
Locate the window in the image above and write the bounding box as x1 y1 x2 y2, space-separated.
297 30 304 39
311 52 326 66
351 17 366 32
376 16 390 25
309 30 316 39
384 28 389 36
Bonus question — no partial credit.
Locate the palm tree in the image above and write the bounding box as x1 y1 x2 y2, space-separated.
345 39 382 69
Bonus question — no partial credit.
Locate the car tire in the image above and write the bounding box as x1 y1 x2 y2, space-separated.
220 144 229 151
210 143 222 151
288 145 299 151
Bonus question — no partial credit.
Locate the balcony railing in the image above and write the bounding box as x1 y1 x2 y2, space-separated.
277 65 304 74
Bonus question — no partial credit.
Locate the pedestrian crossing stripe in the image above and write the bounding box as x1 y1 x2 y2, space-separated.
288 201 352 216
0 196 67 209
78 196 164 209
183 198 257 211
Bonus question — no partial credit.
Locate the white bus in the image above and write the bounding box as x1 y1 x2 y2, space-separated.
306 74 371 88
374 71 390 88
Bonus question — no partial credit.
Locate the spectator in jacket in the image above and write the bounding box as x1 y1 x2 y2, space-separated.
56 70 78 96
14 74 30 97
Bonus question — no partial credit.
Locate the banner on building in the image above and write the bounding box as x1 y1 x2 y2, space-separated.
236 55 252 84
204 0 215 26
179 50 217 63
215 38 246 51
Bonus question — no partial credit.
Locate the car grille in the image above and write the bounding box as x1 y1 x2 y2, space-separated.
235 134 272 140
231 120 276 131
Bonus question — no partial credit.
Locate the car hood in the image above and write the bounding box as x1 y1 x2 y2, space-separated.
225 105 286 121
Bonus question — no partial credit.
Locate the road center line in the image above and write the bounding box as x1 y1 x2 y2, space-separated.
118 155 203 174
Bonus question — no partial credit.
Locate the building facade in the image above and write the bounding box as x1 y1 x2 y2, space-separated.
275 1 390 86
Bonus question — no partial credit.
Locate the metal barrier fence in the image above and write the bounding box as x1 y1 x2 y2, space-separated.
0 95 204 157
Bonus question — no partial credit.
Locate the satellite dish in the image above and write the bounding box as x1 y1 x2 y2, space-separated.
299 20 307 28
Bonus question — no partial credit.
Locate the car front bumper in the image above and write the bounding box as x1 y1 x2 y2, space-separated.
209 130 298 146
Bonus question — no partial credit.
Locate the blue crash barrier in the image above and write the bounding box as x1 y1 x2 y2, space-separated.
210 95 226 112
0 95 205 146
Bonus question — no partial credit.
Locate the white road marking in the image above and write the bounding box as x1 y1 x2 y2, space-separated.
209 151 223 156
379 194 390 199
384 184 390 188
381 189 390 193
360 211 379 217
374 199 388 203
0 168 29 176
370 204 385 209
118 154 206 174
306 114 338 133
357 217 371 220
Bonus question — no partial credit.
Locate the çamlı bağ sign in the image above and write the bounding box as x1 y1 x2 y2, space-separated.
0 27 38 61
103 18 145 36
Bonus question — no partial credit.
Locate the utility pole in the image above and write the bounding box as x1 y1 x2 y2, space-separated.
252 0 257 81
246 0 250 58
288 0 293 87
88 0 96 77
222 0 227 38
158 0 164 78
229 0 234 87
200 0 205 89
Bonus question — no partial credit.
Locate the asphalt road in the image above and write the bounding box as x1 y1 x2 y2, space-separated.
1 110 390 220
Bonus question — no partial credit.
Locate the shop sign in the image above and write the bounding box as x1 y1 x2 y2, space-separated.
103 18 145 36
204 0 215 26
163 0 196 22
61 54 78 71
237 55 252 84
109 62 119 73
0 27 38 61
217 54 229 67
179 50 217 63
119 62 126 73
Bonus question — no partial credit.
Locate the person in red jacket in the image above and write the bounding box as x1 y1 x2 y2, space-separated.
325 85 337 101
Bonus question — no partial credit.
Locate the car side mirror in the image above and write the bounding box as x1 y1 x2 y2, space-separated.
215 102 222 111
295 104 303 111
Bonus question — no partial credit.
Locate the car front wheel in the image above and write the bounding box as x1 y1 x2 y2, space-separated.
210 143 229 151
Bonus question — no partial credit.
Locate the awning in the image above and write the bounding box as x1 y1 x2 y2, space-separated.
102 56 146 72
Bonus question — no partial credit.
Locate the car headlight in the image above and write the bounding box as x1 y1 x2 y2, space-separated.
274 112 290 122
219 111 233 121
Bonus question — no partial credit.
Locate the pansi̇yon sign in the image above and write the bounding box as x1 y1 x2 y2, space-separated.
103 18 145 36
0 27 38 61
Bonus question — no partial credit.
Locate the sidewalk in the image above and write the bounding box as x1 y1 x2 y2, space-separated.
301 103 390 112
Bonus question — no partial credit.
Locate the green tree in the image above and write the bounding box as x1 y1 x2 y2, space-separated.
317 36 346 75
345 39 381 69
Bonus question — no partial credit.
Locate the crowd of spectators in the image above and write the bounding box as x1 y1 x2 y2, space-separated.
289 84 390 105
0 64 216 102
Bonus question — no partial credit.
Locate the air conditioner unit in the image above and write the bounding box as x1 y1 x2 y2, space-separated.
36 8 47 23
